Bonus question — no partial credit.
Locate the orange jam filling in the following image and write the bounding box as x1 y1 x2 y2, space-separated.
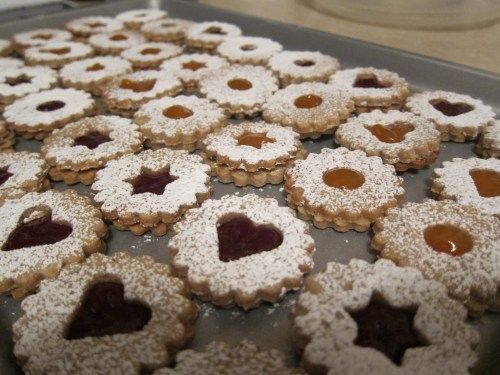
110 34 128 41
40 47 71 55
163 105 193 119
140 48 160 55
237 133 275 149
367 123 413 143
32 33 53 40
294 59 315 67
227 78 252 90
86 63 105 72
203 26 226 35
424 224 473 256
119 78 156 92
182 60 206 71
323 168 365 189
294 94 323 109
469 169 500 198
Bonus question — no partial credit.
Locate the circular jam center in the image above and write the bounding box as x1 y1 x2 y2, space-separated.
163 105 193 119
227 78 252 91
140 48 160 55
424 224 473 256
182 60 206 71
203 26 226 35
119 78 156 92
5 74 32 86
36 100 65 112
32 33 53 40
237 133 274 149
353 74 391 88
294 94 323 109
0 166 13 186
86 63 105 72
294 59 315 67
469 169 500 198
240 44 257 51
110 34 128 41
429 99 474 117
323 168 365 190
74 131 111 150
367 123 413 143
40 47 70 55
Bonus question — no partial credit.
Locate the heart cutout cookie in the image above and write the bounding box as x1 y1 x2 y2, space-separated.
217 216 283 262
66 281 151 340
367 123 414 143
429 99 473 117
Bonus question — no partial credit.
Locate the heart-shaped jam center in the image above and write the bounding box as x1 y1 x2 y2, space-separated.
3 214 73 251
119 78 156 92
40 47 70 55
32 33 53 40
217 216 283 262
130 168 177 195
65 281 151 340
367 123 414 143
74 131 111 150
203 26 226 35
353 74 391 89
294 59 315 67
237 133 275 149
0 166 13 186
86 63 105 72
323 168 365 190
110 34 128 41
227 78 252 91
36 100 66 112
140 48 160 55
294 94 323 109
469 169 500 198
424 224 473 256
351 299 425 365
182 60 206 71
429 99 473 117
5 74 32 86
163 105 193 119
240 44 257 51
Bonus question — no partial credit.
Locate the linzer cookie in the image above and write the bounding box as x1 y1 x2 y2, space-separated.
267 50 340 87
12 28 72 53
372 199 500 316
154 341 304 375
0 122 15 152
92 148 212 236
431 157 500 217
121 42 183 70
24 41 94 69
0 57 24 70
160 53 229 92
262 82 354 139
185 21 242 52
217 36 283 66
4 88 97 140
102 70 182 118
406 90 495 142
13 252 197 374
335 110 441 171
0 152 50 204
141 18 194 44
89 30 146 56
293 259 479 374
41 115 144 185
284 147 403 232
134 95 225 151
329 67 410 113
0 39 13 56
116 8 167 29
169 194 315 310
476 120 500 158
0 66 58 112
66 16 124 39
201 121 306 187
0 189 107 299
60 56 132 96
199 65 278 118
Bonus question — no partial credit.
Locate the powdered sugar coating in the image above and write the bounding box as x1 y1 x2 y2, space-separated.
89 31 146 55
13 29 72 49
217 36 283 65
120 42 183 69
0 57 24 70
141 18 195 42
24 41 94 68
116 9 167 27
13 252 196 374
293 259 479 374
66 16 124 37
0 66 58 102
41 115 143 171
477 120 500 158
169 194 316 309
186 21 242 50
268 51 340 86
199 64 278 117
432 157 500 216
202 121 302 170
92 148 211 217
155 340 303 375
372 199 500 314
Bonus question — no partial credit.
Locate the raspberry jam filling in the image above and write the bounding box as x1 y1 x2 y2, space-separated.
74 131 111 150
36 100 66 112
294 94 323 109
163 105 193 119
32 33 53 40
323 168 365 190
293 59 315 67
353 74 391 89
0 166 13 186
240 44 257 51
130 168 177 195
217 215 283 262
119 78 156 92
110 34 128 41
350 299 425 366
40 47 70 55
65 281 151 340
3 214 73 251
182 60 206 71
237 133 274 149
140 48 160 55
5 74 32 86
424 224 473 256
429 99 473 117
203 26 226 35
227 78 252 91
367 123 413 143
86 63 105 72
469 169 500 198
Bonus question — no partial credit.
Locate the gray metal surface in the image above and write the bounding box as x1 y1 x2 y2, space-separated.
0 1 499 373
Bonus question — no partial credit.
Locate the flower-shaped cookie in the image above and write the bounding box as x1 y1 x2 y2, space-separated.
89 30 146 55
12 28 72 53
217 36 283 65
141 18 194 44
476 120 500 158
66 16 124 38
185 21 242 52
121 42 183 70
24 41 94 69
116 8 167 29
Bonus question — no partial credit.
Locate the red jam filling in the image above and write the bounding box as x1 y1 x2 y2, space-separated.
0 167 13 186
36 100 65 112
353 74 391 88
294 59 315 67
203 26 226 35
130 168 177 195
74 131 111 150
5 74 32 86
429 99 473 117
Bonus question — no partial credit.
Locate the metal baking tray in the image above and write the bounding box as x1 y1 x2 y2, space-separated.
0 0 499 373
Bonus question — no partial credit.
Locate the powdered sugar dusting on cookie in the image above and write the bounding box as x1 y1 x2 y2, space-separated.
13 29 72 48
186 21 242 47
24 41 93 65
141 18 194 42
121 42 183 66
60 56 132 84
89 31 146 53
0 66 58 99
66 16 124 37
116 8 167 26
217 36 283 65
0 58 24 70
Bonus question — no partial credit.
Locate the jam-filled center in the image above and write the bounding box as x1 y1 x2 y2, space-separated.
163 105 193 119
203 26 226 35
182 60 206 71
5 74 32 86
87 22 106 29
65 281 151 340
294 94 323 109
424 224 473 256
74 131 111 150
367 123 414 144
36 100 66 112
0 166 13 186
240 44 257 51
32 33 53 40
353 74 391 89
237 133 275 149
469 169 500 198
294 59 315 67
86 63 105 72
429 99 473 117
119 78 156 93
161 22 176 28
227 78 252 91
40 47 70 55
140 47 160 55
130 167 177 195
110 34 128 41
350 299 425 366
3 214 73 251
217 215 283 262
323 168 365 190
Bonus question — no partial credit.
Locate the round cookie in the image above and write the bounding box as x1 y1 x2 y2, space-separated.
24 41 94 69
66 16 124 39
141 18 194 44
116 8 167 29
121 42 183 70
217 36 283 65
185 21 242 52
